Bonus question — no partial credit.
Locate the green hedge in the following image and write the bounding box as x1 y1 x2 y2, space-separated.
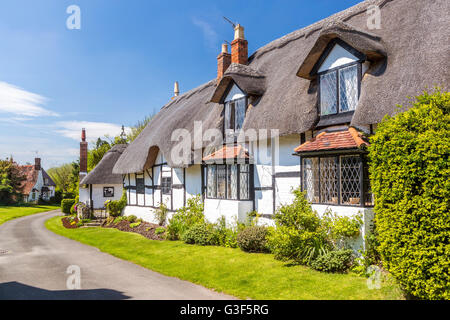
61 199 75 214
369 89 449 300
106 190 127 217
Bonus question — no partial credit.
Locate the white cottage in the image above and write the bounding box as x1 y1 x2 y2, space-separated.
111 0 448 243
18 158 56 203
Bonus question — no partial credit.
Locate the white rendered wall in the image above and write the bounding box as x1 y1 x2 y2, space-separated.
91 184 123 209
204 199 253 224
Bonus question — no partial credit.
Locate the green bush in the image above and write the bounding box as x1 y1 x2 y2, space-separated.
107 190 127 217
369 89 450 300
267 188 328 264
113 216 127 224
61 199 75 214
310 249 354 273
321 210 363 249
237 226 269 253
155 227 166 235
166 195 204 240
212 216 244 248
127 215 137 223
182 223 216 246
155 203 168 226
130 221 141 228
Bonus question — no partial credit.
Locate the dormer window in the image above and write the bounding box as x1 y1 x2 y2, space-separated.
315 41 364 117
224 84 247 133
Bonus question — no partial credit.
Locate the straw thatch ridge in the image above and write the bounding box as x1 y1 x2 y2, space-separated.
211 63 266 103
113 0 449 173
81 144 127 185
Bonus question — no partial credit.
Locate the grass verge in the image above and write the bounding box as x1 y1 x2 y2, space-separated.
46 215 403 300
0 205 59 225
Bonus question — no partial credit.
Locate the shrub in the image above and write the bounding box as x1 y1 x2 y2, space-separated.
310 249 354 273
237 226 269 253
107 190 127 217
127 215 137 223
212 216 244 248
155 203 169 226
70 202 77 215
182 223 216 246
114 216 127 224
266 188 328 264
155 227 166 235
130 221 141 228
105 216 115 225
321 210 363 249
166 195 204 240
369 89 450 299
61 199 75 214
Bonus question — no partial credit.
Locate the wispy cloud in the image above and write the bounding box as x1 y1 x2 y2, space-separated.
55 121 129 142
0 82 58 117
192 17 219 50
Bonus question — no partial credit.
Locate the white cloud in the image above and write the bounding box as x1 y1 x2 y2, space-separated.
192 17 218 49
0 81 58 117
55 121 129 142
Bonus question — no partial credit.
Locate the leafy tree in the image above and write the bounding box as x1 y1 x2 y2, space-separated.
369 88 449 299
127 114 153 142
87 138 111 171
47 163 74 193
0 158 26 204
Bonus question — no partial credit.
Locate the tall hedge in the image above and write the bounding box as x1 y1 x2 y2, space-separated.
369 89 449 300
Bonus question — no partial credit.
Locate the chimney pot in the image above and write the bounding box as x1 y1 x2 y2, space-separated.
34 158 41 171
234 24 245 40
174 81 180 97
81 128 86 142
217 43 232 83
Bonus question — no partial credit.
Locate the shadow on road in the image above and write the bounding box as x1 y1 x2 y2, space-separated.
0 281 130 300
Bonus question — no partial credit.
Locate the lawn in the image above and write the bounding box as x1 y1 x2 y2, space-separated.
46 216 403 300
0 205 59 225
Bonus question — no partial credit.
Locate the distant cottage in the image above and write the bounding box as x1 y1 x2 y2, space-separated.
82 0 448 248
18 158 56 203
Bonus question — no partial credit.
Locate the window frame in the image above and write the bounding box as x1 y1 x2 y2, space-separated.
205 163 253 201
161 176 172 195
300 153 373 207
222 83 248 139
318 61 362 117
103 186 115 198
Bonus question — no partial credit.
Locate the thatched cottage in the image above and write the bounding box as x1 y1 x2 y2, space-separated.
79 129 127 210
111 0 448 240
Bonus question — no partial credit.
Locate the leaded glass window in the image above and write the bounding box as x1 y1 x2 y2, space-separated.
207 166 216 198
217 165 226 199
340 156 361 205
136 176 145 194
339 65 358 112
205 164 252 200
240 164 250 200
320 71 338 115
227 165 238 199
319 62 360 116
302 155 371 206
224 97 247 132
161 177 172 195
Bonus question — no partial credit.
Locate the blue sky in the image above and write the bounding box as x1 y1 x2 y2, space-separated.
0 0 361 168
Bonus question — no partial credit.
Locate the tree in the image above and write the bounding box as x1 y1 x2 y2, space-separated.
369 88 449 299
88 138 111 171
47 163 74 193
127 114 153 142
0 158 26 204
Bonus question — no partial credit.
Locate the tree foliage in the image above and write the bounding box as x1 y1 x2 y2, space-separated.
369 89 449 299
0 158 26 204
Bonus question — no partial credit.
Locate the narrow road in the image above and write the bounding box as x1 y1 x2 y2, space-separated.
0 210 234 300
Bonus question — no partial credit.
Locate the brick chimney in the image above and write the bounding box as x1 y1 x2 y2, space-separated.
217 43 231 82
80 128 88 175
231 24 248 65
34 158 41 171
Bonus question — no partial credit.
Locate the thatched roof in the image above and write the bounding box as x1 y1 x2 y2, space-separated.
81 144 127 185
114 0 449 173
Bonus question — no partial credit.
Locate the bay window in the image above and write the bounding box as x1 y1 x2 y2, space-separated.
302 154 372 206
206 164 252 200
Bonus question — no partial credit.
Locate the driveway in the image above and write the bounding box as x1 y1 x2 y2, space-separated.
0 210 234 300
